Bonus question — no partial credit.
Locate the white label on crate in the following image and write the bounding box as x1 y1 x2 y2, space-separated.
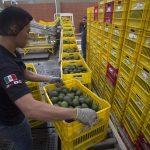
100 8 103 13
133 2 144 9
105 27 109 32
117 5 122 11
129 33 137 40
119 77 125 88
146 38 150 45
132 64 135 68
124 59 130 65
102 59 106 65
141 71 148 80
114 29 119 35
95 9 98 13
135 98 144 110
117 97 121 106
107 7 111 12
109 67 113 73
111 50 116 56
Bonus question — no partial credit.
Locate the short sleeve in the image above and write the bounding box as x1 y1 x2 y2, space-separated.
0 63 31 102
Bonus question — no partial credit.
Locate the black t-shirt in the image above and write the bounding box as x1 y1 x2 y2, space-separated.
0 45 31 126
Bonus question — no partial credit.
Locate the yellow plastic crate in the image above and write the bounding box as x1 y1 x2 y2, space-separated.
25 63 42 101
138 31 150 69
63 31 75 37
62 44 79 53
144 8 150 31
119 51 137 79
134 63 150 96
111 100 123 124
98 0 106 5
113 0 129 26
97 73 106 96
61 53 83 62
123 107 141 143
113 88 128 110
98 4 105 23
111 25 125 49
61 60 92 87
62 17 71 21
62 23 73 27
103 23 112 40
117 72 131 97
100 55 108 74
63 27 74 32
112 100 124 125
63 37 77 45
127 0 149 29
103 79 115 104
101 42 110 57
123 27 143 58
43 79 111 150
98 23 104 36
109 46 121 68
127 89 149 127
142 111 150 143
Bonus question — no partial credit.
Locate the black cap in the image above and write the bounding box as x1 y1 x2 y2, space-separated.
0 6 33 36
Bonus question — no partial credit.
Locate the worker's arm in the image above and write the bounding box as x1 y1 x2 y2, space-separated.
24 69 50 82
15 93 77 121
24 69 62 84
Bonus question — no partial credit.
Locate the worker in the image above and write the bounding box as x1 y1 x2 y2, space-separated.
80 16 87 60
0 7 97 150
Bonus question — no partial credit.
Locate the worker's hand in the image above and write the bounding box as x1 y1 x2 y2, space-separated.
49 76 64 85
76 108 98 126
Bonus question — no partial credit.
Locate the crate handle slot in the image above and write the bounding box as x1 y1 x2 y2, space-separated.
131 29 135 32
70 62 77 64
73 75 83 77
78 118 102 134
135 94 141 100
118 1 122 5
143 68 149 73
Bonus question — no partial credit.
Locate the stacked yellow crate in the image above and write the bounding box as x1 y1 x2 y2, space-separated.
121 0 150 145
25 63 44 128
86 7 94 65
96 4 106 96
102 1 115 104
61 20 92 89
86 7 101 90
105 0 129 108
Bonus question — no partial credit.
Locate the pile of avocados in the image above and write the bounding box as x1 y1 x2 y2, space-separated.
63 40 75 44
63 65 87 74
63 48 78 53
63 34 74 37
63 55 80 60
47 86 101 112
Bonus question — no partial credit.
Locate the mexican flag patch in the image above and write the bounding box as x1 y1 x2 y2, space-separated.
4 74 18 84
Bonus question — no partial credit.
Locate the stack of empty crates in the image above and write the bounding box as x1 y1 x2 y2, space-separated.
87 0 150 148
121 0 150 147
110 0 129 127
26 63 44 128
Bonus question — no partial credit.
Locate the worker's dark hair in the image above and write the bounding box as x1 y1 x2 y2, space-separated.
0 6 33 36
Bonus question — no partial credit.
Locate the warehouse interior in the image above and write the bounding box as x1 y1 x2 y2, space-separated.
0 0 149 150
